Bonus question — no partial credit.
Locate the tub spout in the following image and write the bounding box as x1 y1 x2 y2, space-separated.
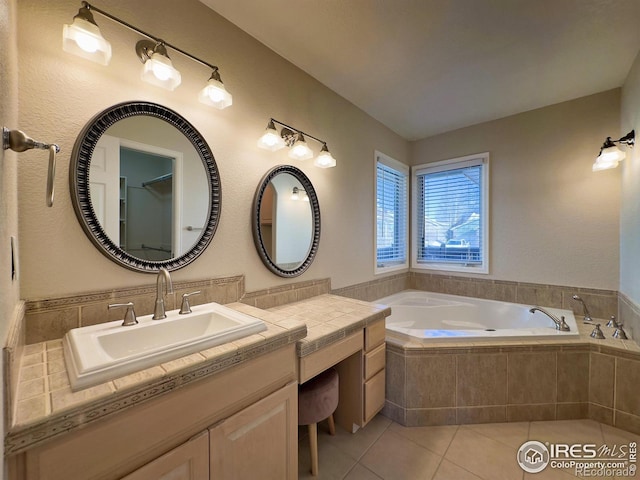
529 306 570 331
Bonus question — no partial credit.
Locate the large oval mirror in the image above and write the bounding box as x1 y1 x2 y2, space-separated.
252 165 320 277
70 101 221 272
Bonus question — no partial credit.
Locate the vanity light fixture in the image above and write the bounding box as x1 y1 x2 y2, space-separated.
63 2 232 108
257 118 337 168
593 130 635 171
62 4 112 65
314 143 337 168
291 187 309 201
198 68 233 109
257 120 286 151
137 41 181 91
289 133 314 161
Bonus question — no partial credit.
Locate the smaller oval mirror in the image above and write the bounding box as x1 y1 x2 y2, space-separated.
252 166 320 277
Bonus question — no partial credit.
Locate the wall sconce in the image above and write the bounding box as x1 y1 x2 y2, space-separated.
291 187 309 201
257 118 337 168
63 2 232 108
593 130 635 171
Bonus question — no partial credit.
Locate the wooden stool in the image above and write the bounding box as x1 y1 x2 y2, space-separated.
298 368 339 476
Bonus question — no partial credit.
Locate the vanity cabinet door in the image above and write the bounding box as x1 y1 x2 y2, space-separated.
121 431 209 480
209 382 297 480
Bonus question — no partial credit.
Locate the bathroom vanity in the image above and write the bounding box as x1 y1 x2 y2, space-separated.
6 294 390 480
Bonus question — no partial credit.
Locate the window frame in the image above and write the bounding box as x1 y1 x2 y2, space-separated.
374 151 409 275
411 152 490 274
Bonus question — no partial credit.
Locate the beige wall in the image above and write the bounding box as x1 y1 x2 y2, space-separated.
621 51 640 304
410 90 621 290
14 1 630 298
1 0 19 471
16 0 408 298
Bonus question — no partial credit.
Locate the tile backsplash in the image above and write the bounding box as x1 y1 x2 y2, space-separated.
334 272 620 321
15 271 640 346
23 275 245 345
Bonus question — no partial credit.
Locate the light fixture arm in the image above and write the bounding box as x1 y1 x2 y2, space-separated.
270 118 327 146
81 1 220 72
601 130 635 151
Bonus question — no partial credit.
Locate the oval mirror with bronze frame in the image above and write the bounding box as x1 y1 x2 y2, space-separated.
70 101 221 273
252 165 321 277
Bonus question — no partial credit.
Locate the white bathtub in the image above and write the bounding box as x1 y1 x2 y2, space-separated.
377 290 579 341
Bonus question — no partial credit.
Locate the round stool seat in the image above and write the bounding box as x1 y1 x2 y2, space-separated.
298 368 339 426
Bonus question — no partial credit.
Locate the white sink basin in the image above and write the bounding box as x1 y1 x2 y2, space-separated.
63 303 266 391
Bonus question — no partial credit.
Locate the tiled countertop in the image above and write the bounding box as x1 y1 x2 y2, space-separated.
6 294 391 456
6 302 306 455
267 294 392 356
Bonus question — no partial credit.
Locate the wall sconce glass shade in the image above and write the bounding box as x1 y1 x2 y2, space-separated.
288 133 314 160
257 120 286 151
138 41 181 91
198 70 233 109
592 131 634 172
62 6 112 65
593 145 625 171
314 144 337 168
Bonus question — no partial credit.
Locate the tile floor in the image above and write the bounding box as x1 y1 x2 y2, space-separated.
298 415 640 480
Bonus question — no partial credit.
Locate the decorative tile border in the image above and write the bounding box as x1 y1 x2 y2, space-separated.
6 306 306 455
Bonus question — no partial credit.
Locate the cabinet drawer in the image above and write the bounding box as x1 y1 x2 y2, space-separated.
299 331 363 384
364 320 386 352
364 343 385 380
363 370 385 424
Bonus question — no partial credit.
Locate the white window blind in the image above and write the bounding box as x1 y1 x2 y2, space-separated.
413 153 489 273
376 154 408 271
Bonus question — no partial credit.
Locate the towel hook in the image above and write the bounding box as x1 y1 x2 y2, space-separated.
3 127 59 207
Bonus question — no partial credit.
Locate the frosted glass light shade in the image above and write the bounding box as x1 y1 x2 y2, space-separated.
141 52 182 91
257 124 286 151
288 134 313 160
593 145 625 171
198 77 233 109
63 16 112 65
314 145 336 168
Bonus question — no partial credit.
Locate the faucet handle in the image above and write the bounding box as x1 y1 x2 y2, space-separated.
108 302 138 326
590 324 605 339
179 291 202 315
606 315 620 328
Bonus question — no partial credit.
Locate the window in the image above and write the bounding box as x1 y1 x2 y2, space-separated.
412 152 489 273
375 152 409 273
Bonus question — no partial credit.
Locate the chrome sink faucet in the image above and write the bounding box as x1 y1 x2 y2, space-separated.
153 267 174 320
529 306 571 331
572 295 592 323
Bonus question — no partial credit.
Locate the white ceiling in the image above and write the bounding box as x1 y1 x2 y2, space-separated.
200 0 640 140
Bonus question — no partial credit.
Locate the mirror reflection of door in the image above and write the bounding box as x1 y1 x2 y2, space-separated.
259 183 275 258
270 173 313 270
91 134 183 261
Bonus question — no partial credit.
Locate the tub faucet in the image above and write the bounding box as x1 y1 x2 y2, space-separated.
153 267 174 320
529 306 570 331
571 295 592 323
